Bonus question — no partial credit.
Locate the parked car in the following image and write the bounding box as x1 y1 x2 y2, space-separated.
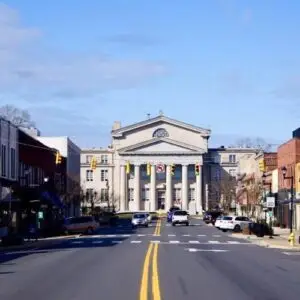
219 216 253 232
172 210 190 226
203 211 223 225
131 213 149 228
63 216 99 235
167 206 181 222
215 216 225 229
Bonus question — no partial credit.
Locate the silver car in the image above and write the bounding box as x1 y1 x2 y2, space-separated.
131 213 149 228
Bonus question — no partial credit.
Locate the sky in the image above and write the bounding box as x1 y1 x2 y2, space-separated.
0 0 300 148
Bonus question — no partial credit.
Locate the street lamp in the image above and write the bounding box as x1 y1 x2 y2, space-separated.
281 166 294 234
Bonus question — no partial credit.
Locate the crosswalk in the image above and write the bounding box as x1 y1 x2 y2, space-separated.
69 239 250 246
78 233 229 239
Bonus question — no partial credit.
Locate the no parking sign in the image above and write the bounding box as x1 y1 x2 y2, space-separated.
156 164 165 173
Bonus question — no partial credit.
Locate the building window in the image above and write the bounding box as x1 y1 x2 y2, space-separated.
101 169 108 181
142 188 150 201
172 188 181 201
1 145 6 177
128 188 134 201
229 169 236 178
100 189 108 202
188 188 195 202
101 155 108 164
229 154 236 163
86 188 94 202
10 148 16 179
86 170 93 181
86 155 93 163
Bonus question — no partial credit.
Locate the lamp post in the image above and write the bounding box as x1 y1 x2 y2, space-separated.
281 166 294 234
262 173 273 238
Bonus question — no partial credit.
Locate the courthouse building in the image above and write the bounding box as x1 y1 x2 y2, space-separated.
81 114 257 214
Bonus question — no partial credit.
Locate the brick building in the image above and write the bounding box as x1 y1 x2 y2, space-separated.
277 129 300 229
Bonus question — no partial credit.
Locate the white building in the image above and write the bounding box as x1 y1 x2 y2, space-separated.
80 148 114 209
81 114 259 214
36 136 81 216
0 118 18 202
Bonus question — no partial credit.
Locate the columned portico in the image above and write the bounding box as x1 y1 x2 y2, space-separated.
150 164 156 211
196 165 203 214
120 165 126 211
165 165 172 211
181 164 188 211
134 164 141 211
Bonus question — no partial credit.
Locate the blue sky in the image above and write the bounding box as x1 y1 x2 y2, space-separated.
1 0 300 148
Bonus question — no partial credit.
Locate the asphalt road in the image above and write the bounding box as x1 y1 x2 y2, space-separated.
1 218 300 300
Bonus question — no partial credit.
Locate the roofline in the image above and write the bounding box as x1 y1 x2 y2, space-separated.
111 115 211 136
81 148 113 153
208 147 259 153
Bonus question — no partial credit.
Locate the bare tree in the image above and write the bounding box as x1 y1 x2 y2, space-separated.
246 179 264 218
211 174 237 212
233 137 271 152
0 104 35 128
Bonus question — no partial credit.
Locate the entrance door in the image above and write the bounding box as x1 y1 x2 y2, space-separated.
157 190 165 210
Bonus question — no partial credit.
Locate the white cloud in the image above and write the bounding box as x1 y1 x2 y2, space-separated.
0 4 167 100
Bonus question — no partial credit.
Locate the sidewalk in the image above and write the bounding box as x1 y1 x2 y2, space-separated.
232 227 300 250
0 234 79 253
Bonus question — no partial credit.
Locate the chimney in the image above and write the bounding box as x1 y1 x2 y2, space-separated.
292 128 300 139
112 121 121 131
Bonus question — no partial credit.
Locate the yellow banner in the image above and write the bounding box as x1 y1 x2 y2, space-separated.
295 162 300 194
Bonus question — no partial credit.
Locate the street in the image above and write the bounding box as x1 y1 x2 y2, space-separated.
1 218 300 300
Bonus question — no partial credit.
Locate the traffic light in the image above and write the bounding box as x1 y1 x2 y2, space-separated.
258 159 265 172
146 163 151 176
55 151 62 165
90 157 97 170
126 161 130 174
195 164 200 176
171 164 175 176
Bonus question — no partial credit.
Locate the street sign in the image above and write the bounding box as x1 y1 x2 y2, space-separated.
266 197 275 208
38 211 44 219
156 164 165 173
268 211 273 217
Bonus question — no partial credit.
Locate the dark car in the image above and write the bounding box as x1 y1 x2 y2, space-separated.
167 206 181 222
203 211 222 225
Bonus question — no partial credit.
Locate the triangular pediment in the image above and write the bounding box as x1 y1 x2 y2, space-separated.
118 138 205 155
112 115 211 137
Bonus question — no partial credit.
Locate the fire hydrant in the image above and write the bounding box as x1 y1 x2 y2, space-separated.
288 232 295 246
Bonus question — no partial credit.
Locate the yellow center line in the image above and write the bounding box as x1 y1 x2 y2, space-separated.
152 243 161 300
140 243 154 300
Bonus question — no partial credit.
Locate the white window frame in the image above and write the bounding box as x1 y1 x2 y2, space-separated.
86 170 93 181
101 169 108 181
101 155 108 164
128 188 134 201
86 155 93 163
229 154 236 163
188 188 195 202
142 188 150 201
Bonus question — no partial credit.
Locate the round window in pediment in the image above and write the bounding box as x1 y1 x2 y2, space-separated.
153 128 169 138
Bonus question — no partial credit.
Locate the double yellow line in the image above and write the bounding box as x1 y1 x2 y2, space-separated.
139 219 162 300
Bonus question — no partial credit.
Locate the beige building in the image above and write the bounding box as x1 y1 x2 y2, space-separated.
80 114 259 214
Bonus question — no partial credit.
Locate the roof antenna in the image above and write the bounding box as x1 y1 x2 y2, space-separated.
159 110 164 116
147 113 151 119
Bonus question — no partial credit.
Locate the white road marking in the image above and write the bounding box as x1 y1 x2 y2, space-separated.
151 240 161 243
227 241 241 244
137 234 146 237
106 234 117 238
189 241 200 244
183 234 190 237
168 234 176 237
282 252 300 256
208 241 220 244
131 240 142 244
193 223 201 226
197 234 206 237
185 248 229 253
169 240 180 244
121 234 131 237
71 241 84 244
112 241 123 244
92 241 103 244
213 235 221 237
166 224 171 227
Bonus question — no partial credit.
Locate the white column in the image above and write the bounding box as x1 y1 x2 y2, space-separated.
181 164 188 211
166 165 172 211
150 164 156 211
134 164 140 211
120 165 126 212
205 183 209 211
196 165 203 215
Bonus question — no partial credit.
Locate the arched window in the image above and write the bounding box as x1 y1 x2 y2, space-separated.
152 128 169 138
